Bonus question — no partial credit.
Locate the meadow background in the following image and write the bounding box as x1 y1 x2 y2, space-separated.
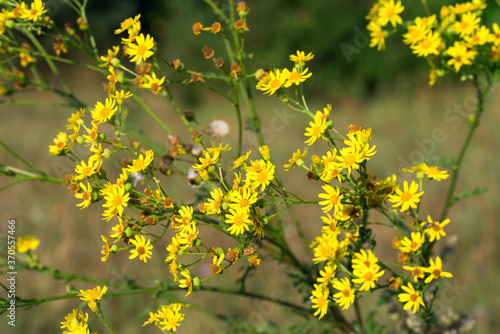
1 0 500 333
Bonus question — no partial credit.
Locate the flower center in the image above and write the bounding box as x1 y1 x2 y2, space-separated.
137 44 147 56
257 171 268 183
401 191 412 202
137 246 146 255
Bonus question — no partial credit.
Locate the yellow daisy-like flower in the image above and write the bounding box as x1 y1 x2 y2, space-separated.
229 186 258 212
403 265 425 282
178 224 199 249
311 285 329 319
126 33 155 64
352 264 385 291
20 0 47 22
284 147 308 171
317 264 336 286
284 67 312 87
332 277 355 310
452 12 481 37
66 108 85 132
398 282 425 313
304 111 327 146
230 150 252 170
75 181 93 209
256 68 290 95
247 159 276 192
173 205 195 234
403 17 430 46
100 235 111 262
411 30 442 57
74 159 100 181
178 269 194 297
399 232 425 253
49 132 68 156
446 41 477 72
337 147 364 177
77 285 108 311
193 151 220 171
289 50 314 66
351 249 379 271
129 235 153 263
158 305 186 332
142 72 165 95
125 150 154 174
367 21 385 51
318 184 344 213
388 181 424 212
91 98 118 124
61 309 89 332
423 256 453 283
15 235 40 253
311 232 339 263
423 215 450 242
225 206 252 235
102 185 130 218
378 0 404 28
115 14 141 35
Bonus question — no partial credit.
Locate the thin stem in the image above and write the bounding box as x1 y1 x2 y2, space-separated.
131 94 173 134
440 75 489 221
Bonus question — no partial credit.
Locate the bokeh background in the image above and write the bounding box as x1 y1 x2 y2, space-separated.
1 0 500 333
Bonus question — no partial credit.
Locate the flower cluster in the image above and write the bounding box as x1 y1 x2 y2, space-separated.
60 309 93 334
366 0 499 85
142 303 190 333
256 51 313 95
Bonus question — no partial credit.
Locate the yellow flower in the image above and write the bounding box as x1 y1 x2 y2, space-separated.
126 33 155 64
102 184 130 218
101 235 110 262
91 98 117 124
317 264 336 286
115 14 141 34
411 30 442 57
77 286 108 311
388 181 424 212
452 12 481 37
318 184 344 213
289 50 314 66
398 283 425 313
423 215 450 241
304 111 327 146
403 265 425 282
225 205 252 235
351 249 379 271
423 256 453 283
311 285 329 319
284 147 308 171
16 235 40 253
256 68 290 95
399 232 425 253
178 269 193 296
75 181 93 209
367 21 385 51
332 277 355 310
125 150 154 174
129 235 153 263
446 41 477 72
378 0 404 28
20 0 47 22
284 67 312 87
142 72 165 94
247 159 276 192
74 159 100 181
352 264 385 291
49 132 68 156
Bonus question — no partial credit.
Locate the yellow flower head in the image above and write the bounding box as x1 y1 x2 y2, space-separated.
16 235 40 253
126 33 155 64
129 235 153 263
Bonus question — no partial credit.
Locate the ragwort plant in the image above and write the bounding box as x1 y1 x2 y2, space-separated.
0 0 498 333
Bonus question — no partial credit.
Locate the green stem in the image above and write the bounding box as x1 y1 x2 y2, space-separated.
131 94 173 134
439 75 489 221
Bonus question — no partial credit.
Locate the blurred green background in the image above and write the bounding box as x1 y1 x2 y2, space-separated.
1 0 500 333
